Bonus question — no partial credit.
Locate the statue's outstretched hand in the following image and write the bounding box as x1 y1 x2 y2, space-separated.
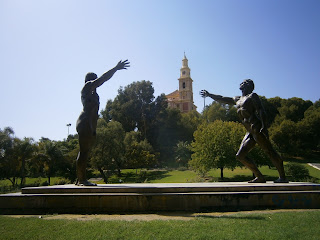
200 90 209 97
115 60 130 70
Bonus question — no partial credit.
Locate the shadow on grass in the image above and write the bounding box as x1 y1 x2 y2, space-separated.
145 170 171 182
285 153 320 164
215 174 284 183
157 212 266 220
195 215 266 220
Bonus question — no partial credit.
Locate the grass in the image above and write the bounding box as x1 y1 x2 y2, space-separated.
0 177 71 193
1 160 320 193
306 164 320 180
93 162 320 184
1 210 320 239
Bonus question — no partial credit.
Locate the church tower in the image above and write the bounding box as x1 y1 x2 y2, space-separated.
165 53 197 113
178 53 196 113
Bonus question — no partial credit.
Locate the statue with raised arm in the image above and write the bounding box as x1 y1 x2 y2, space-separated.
200 79 287 183
76 60 130 186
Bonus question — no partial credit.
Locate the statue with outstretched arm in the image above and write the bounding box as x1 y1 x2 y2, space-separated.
200 79 287 183
76 60 130 186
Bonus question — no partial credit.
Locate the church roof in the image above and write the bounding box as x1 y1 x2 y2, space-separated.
165 90 179 100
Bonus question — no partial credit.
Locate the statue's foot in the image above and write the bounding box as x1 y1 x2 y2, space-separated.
76 180 97 186
248 177 266 183
274 178 289 183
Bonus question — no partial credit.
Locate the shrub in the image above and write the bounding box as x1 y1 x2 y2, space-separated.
53 178 71 185
285 162 310 181
41 181 49 186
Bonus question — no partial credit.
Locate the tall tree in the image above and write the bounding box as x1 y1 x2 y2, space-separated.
174 141 192 167
151 108 187 165
36 138 66 185
124 131 157 171
56 136 79 183
268 97 319 156
0 127 20 186
203 102 239 123
13 137 36 187
301 103 320 152
275 97 313 123
180 110 203 142
90 119 126 181
101 80 155 137
190 121 244 179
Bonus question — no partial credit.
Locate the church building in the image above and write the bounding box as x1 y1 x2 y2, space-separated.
165 54 197 113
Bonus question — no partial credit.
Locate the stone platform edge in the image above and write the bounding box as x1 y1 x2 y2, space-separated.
1 182 320 214
21 182 320 194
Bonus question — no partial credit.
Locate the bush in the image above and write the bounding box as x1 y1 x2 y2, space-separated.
41 181 49 186
285 162 310 181
53 178 71 185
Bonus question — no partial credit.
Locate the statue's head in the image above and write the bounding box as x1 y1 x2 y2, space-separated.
240 79 254 93
85 72 97 83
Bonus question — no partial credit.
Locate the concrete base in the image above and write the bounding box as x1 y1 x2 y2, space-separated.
1 182 320 214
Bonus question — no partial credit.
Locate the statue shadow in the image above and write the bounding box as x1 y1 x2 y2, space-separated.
194 215 266 220
219 175 281 182
157 212 266 220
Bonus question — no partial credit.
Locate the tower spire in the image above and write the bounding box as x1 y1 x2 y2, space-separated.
182 52 188 68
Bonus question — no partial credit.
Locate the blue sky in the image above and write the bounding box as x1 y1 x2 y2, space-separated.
1 0 319 141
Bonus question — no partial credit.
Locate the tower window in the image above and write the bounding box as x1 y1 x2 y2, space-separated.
183 82 186 88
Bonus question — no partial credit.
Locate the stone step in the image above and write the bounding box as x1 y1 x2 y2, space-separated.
21 182 320 194
1 182 320 214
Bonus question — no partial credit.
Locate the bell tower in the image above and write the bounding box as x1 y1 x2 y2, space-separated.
178 53 196 112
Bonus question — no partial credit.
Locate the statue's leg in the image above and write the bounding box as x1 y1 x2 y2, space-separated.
236 133 266 183
76 150 89 184
76 135 97 186
254 133 287 183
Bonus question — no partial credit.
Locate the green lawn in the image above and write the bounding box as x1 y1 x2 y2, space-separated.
1 162 319 193
1 210 320 239
0 177 71 193
97 162 320 184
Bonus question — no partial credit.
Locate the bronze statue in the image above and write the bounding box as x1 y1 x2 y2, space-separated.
201 79 287 183
76 60 130 186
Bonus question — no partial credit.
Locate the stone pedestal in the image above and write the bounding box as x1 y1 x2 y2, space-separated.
1 182 320 214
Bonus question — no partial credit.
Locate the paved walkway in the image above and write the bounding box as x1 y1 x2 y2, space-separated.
308 163 320 171
8 209 320 221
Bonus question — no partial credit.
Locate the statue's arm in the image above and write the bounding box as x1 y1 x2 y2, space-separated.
200 90 236 105
91 60 130 89
252 93 266 132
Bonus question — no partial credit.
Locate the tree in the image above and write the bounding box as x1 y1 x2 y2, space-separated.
90 119 126 182
0 127 20 187
203 102 239 123
35 138 66 185
174 141 192 167
275 97 313 123
150 108 187 166
56 136 79 183
260 96 281 126
13 137 36 187
180 110 203 142
101 80 155 136
268 98 320 156
190 121 244 179
300 103 320 152
124 131 157 171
